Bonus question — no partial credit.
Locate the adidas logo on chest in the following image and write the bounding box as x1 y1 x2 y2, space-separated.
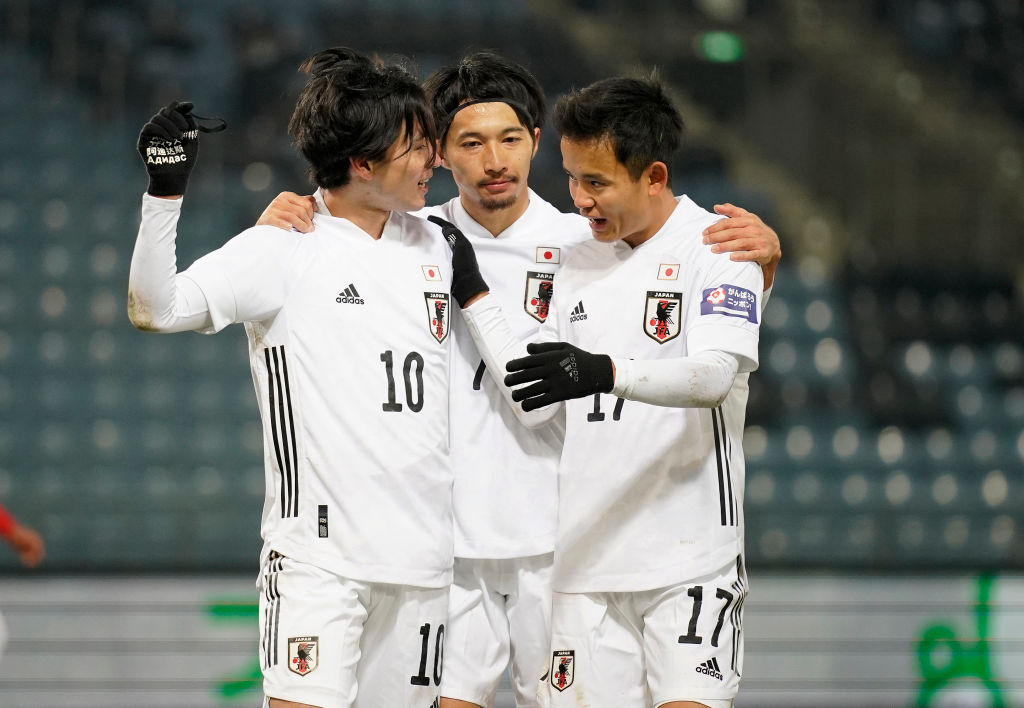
569 300 588 323
335 283 365 305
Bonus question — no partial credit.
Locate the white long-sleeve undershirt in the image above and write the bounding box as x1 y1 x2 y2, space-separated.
127 194 213 333
461 293 741 428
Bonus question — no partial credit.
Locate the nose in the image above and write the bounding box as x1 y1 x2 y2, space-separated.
571 183 593 210
482 142 503 173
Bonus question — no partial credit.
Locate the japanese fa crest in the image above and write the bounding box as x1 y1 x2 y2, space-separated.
424 292 450 343
524 271 554 322
550 649 575 692
644 290 682 344
288 636 319 676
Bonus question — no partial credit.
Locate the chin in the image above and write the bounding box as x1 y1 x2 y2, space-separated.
481 196 518 212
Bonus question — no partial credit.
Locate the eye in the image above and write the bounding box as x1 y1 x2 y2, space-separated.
504 136 522 144
589 180 603 188
461 140 481 149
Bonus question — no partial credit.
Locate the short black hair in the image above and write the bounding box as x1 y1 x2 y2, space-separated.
422 51 546 145
552 74 683 183
288 47 437 189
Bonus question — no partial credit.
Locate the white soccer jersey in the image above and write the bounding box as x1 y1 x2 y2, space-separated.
546 196 763 593
417 192 590 559
181 190 455 588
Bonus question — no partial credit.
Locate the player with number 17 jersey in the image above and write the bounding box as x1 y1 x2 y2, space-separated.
180 188 455 588
544 195 761 593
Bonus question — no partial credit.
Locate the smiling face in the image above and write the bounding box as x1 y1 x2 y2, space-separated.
442 101 539 218
368 122 439 212
561 136 666 248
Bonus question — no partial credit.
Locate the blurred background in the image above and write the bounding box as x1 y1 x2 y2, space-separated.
0 0 1022 705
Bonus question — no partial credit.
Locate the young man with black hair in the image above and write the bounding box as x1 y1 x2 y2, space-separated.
259 55 779 708
451 74 766 708
128 47 453 708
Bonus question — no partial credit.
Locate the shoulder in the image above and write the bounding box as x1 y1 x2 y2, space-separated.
222 224 305 254
562 237 611 269
528 194 592 246
393 210 448 253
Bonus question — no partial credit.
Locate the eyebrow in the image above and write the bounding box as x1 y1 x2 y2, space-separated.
453 125 528 141
563 166 607 181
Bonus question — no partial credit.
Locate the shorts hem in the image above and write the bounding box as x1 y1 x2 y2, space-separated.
652 693 736 707
265 684 346 707
440 685 493 707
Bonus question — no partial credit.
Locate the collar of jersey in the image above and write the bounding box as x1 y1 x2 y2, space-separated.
450 187 542 242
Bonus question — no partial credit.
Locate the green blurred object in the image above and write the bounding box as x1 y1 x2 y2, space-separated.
697 31 745 63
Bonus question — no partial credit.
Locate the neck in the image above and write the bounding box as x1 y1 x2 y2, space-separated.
624 192 678 249
322 186 390 239
460 190 531 237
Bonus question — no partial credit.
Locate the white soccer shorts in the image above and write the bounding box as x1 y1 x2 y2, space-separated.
258 551 449 708
442 553 554 708
542 557 747 708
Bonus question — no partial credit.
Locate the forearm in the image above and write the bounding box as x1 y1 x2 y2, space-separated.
461 295 560 428
610 350 739 408
127 194 212 333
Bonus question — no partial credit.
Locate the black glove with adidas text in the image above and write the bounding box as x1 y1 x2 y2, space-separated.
504 342 614 411
427 215 489 308
137 101 226 197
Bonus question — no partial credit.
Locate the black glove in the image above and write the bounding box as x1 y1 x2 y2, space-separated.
504 342 614 411
137 101 226 197
427 215 489 308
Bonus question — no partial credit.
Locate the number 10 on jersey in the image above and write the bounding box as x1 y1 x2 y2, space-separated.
380 350 425 413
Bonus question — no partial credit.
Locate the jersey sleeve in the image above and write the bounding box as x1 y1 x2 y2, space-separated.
686 255 763 373
610 350 739 408
128 195 216 333
180 225 297 333
460 294 561 428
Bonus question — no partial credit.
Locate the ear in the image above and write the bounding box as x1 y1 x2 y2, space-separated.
646 161 669 196
437 140 451 170
349 155 374 181
531 127 541 159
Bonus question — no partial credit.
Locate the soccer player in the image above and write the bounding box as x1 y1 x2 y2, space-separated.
258 55 779 708
128 48 456 708
450 74 766 708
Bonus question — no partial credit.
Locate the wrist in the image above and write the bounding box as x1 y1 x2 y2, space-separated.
596 353 615 394
609 357 633 398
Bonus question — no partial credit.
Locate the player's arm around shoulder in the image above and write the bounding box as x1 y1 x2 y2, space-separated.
255 191 316 233
701 203 780 290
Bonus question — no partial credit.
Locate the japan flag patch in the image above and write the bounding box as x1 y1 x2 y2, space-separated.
658 263 679 280
422 265 442 281
536 247 560 264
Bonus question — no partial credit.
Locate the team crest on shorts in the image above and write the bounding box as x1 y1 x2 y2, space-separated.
424 292 450 343
550 649 575 692
644 290 682 344
524 271 554 322
288 636 318 676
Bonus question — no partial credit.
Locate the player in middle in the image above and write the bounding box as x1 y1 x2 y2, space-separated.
257 52 781 708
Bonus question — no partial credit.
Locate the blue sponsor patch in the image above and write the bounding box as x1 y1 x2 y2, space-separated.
700 284 758 323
